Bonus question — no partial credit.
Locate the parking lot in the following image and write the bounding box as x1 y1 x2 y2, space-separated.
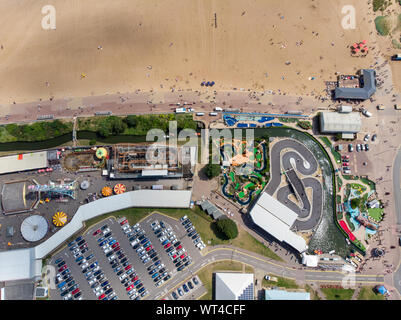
48 212 206 300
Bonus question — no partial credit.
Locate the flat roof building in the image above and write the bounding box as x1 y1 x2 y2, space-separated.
249 192 308 253
215 273 254 300
334 69 376 100
320 112 362 134
0 151 48 175
264 289 310 300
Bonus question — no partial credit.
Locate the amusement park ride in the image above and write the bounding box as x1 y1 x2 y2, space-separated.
28 180 78 201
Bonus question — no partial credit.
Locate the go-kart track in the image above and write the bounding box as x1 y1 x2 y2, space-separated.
265 138 323 232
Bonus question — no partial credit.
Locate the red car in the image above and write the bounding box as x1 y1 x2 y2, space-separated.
172 254 177 259
176 245 182 250
58 265 67 272
164 243 171 249
342 163 348 166
180 253 187 259
113 246 121 252
146 245 153 252
126 284 134 291
343 155 350 159
98 293 106 300
93 229 101 236
80 243 88 250
125 265 132 271
112 242 120 248
133 276 138 281
71 288 80 295
120 219 128 226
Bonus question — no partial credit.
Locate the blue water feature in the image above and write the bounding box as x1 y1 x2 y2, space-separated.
265 123 272 128
272 122 283 127
237 123 248 128
249 124 257 128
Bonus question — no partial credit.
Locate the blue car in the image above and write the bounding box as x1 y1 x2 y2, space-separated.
57 281 66 289
55 258 63 264
75 236 83 242
140 238 148 245
109 239 116 246
101 280 109 287
99 240 107 247
89 262 98 269
76 256 84 262
68 241 75 247
86 254 94 260
133 279 141 286
97 237 105 243
161 240 169 246
151 273 159 279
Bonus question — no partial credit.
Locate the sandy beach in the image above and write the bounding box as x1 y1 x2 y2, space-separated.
0 0 376 105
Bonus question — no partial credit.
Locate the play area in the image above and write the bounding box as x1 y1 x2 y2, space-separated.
62 147 108 172
337 177 384 253
221 138 269 205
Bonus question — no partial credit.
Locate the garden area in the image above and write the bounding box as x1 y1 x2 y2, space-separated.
221 139 270 205
357 286 385 300
320 286 354 300
320 136 342 163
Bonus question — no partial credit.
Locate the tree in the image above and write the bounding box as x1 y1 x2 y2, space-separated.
204 163 220 178
350 198 361 209
89 139 97 146
215 218 238 239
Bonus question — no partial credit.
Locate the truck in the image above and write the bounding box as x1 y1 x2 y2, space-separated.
377 104 385 110
395 104 401 110
338 105 352 113
286 110 303 115
391 54 401 61
175 108 187 114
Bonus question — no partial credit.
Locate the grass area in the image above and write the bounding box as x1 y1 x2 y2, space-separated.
262 274 299 289
320 136 341 163
83 206 283 261
320 287 354 300
368 208 384 221
375 16 391 36
342 175 354 180
357 286 385 300
345 212 356 232
359 178 376 191
197 261 253 300
304 284 321 300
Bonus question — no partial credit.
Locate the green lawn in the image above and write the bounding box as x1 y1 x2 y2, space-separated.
198 261 254 300
304 284 321 300
320 287 354 300
262 275 299 289
359 178 376 191
357 286 385 300
83 206 283 262
368 208 384 222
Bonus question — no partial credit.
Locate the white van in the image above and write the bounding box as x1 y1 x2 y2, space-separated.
209 112 218 116
196 112 205 116
362 110 372 117
214 107 223 112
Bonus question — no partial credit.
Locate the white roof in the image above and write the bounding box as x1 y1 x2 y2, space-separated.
0 151 47 175
0 190 192 281
141 169 168 176
320 112 362 133
0 248 41 282
301 253 319 267
250 193 307 253
215 273 254 300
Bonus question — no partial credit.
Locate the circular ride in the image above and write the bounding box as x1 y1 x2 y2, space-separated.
21 215 48 242
80 180 90 190
96 147 108 159
102 186 112 197
52 211 68 227
113 184 126 195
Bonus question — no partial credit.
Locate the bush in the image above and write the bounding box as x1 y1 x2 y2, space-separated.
373 0 391 12
375 16 391 36
89 139 97 146
215 218 238 239
297 121 312 130
204 163 221 179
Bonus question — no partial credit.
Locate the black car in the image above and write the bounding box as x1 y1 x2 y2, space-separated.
138 235 145 241
81 248 89 254
61 269 70 276
152 256 159 262
77 239 85 246
183 284 189 293
109 259 117 266
173 241 181 248
96 274 105 280
116 270 124 276
120 257 128 264
182 219 190 226
172 291 178 300
60 290 69 297
104 232 112 238
159 221 165 229
133 243 140 249
166 247 173 253
121 277 129 285
122 261 129 267
101 280 109 287
173 258 179 264
74 292 82 299
149 252 157 259
157 233 164 238
67 280 75 287
81 268 89 274
163 275 171 281
193 277 199 285
105 288 113 295
86 254 94 260
118 254 125 260
188 230 196 237
101 225 108 231
175 261 183 268
177 265 185 272
105 251 113 258
184 260 191 267
57 261 66 268
192 234 199 240
129 236 136 242
136 282 143 290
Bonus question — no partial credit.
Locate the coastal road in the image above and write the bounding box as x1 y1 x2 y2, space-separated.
392 148 401 296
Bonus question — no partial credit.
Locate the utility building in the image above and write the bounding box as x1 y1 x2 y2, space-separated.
320 112 362 136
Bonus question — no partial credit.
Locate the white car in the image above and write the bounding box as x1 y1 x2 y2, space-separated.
89 278 97 285
156 280 164 287
124 227 132 234
119 274 127 281
122 224 130 231
102 244 109 250
171 239 177 245
140 254 149 261
108 255 116 262
131 240 139 246
159 236 167 242
104 247 112 254
157 264 165 270
133 223 140 229
95 289 104 297
166 227 172 232
93 266 100 272
81 262 89 269
102 228 111 235
364 134 370 141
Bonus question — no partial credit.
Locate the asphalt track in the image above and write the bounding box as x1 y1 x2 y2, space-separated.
265 139 322 231
392 148 401 296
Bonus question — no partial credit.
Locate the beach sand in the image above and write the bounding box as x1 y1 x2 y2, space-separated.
0 0 375 104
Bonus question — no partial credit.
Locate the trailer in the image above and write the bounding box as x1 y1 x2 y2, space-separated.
391 54 401 61
338 105 352 113
175 108 187 114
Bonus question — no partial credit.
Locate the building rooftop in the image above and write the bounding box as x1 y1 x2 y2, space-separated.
215 273 254 300
334 69 376 100
0 151 48 175
320 112 362 133
264 289 310 300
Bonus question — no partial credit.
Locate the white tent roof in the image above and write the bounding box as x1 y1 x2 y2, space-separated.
0 151 47 175
320 112 362 133
249 193 307 253
215 273 254 300
0 248 41 282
